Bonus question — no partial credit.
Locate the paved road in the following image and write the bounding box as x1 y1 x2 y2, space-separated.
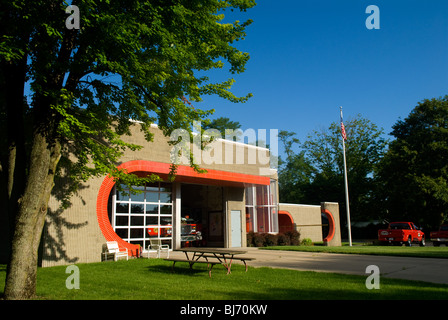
170 247 448 284
239 247 448 285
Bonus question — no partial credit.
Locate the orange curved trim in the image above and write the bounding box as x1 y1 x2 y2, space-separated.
97 160 270 256
321 209 335 242
278 210 294 223
278 210 295 233
96 173 138 256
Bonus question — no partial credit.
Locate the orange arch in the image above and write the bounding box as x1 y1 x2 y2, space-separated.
278 210 294 233
321 209 335 242
96 165 138 256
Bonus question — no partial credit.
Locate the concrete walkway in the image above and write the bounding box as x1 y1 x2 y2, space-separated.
171 247 448 285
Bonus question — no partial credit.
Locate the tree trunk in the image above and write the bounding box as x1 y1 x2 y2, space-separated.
4 131 61 300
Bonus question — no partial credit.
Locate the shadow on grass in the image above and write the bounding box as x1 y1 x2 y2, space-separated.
146 262 214 277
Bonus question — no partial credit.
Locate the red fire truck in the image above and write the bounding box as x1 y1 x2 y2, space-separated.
146 216 203 246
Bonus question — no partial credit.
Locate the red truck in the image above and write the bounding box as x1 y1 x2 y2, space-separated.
378 222 425 246
430 225 448 247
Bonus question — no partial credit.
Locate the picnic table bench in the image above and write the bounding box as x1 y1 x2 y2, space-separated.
164 248 255 277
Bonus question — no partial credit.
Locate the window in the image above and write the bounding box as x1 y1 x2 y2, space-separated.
111 182 173 250
245 179 279 233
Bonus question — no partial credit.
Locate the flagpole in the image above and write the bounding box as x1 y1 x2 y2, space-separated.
340 106 352 246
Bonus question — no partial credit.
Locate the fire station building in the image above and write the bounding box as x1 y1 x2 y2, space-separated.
1 123 340 267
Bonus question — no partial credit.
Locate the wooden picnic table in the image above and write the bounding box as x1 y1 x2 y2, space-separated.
165 248 254 277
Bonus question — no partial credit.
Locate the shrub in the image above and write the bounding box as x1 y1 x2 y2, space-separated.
246 231 255 247
285 230 300 246
264 234 278 246
301 238 313 246
253 233 266 247
277 233 290 246
246 230 301 247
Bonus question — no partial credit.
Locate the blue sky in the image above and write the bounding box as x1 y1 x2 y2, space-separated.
195 0 448 151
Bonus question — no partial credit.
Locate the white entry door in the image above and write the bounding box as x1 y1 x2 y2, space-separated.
231 210 242 247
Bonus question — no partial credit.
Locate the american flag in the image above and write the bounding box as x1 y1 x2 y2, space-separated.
340 108 347 141
341 121 347 140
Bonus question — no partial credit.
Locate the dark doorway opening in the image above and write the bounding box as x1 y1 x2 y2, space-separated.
181 184 224 247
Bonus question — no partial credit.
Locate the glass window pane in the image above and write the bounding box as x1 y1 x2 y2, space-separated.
146 204 158 214
160 227 172 238
116 203 129 214
160 205 172 215
146 216 158 225
134 185 145 192
131 216 144 226
146 192 158 202
131 191 145 203
146 183 159 192
130 228 143 239
270 180 278 206
256 207 268 233
160 217 172 225
146 232 159 239
131 204 144 214
160 193 171 203
270 207 278 233
146 226 159 238
245 207 254 232
256 185 268 206
116 228 128 239
245 187 254 205
116 191 129 201
115 216 128 227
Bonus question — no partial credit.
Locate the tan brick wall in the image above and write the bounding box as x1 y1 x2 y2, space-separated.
118 124 273 177
279 203 323 242
42 175 105 267
321 202 341 246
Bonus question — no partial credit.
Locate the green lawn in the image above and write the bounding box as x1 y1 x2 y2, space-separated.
261 244 448 259
1 259 447 300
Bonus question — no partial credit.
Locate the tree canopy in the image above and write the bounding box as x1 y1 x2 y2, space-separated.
202 116 242 138
0 0 255 299
279 98 448 231
377 96 448 226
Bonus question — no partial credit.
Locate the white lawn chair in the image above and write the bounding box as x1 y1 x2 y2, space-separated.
148 239 170 258
103 241 129 261
142 246 157 258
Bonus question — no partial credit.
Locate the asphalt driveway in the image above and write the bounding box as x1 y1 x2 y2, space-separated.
240 247 448 285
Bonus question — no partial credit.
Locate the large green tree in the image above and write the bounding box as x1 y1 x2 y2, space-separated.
278 115 388 222
304 115 388 221
377 96 448 227
202 116 242 138
0 0 255 299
